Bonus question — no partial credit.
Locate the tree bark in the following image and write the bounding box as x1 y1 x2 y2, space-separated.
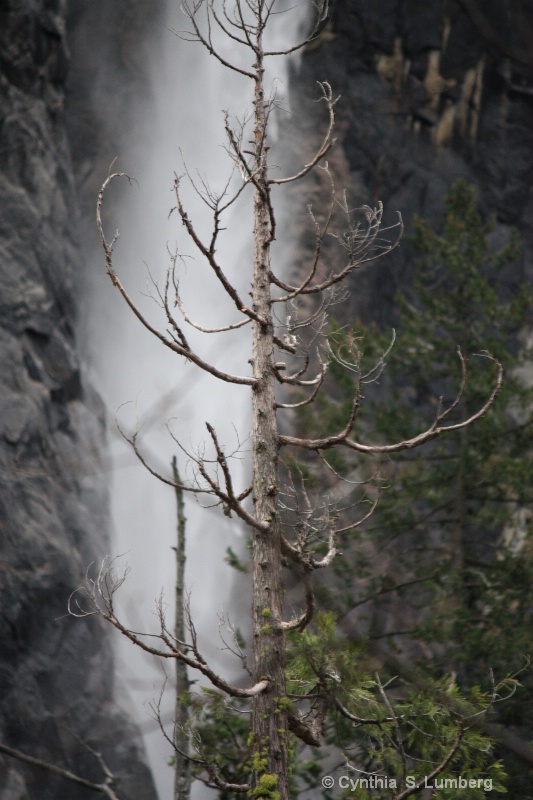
250 29 290 800
172 457 192 800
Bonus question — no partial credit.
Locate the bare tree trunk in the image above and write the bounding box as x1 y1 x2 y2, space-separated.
249 31 290 799
172 457 192 800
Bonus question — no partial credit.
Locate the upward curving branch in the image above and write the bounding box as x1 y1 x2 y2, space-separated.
69 559 269 700
97 173 255 386
280 354 503 455
172 175 266 326
270 82 337 186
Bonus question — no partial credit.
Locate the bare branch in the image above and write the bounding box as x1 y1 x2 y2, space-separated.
270 83 337 186
277 572 315 631
272 189 403 302
174 280 252 334
376 674 408 783
271 168 336 300
332 695 400 725
276 356 328 408
310 524 338 569
263 0 330 56
195 422 270 532
176 2 255 79
173 175 265 326
279 519 338 572
301 205 404 297
97 173 256 386
276 360 329 387
224 115 278 243
327 325 396 385
392 724 465 800
218 612 253 677
0 742 122 800
116 420 213 497
280 355 503 454
68 559 270 700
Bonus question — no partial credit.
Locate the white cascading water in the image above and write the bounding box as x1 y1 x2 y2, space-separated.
86 2 309 797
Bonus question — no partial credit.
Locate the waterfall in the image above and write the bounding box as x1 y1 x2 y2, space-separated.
84 2 309 796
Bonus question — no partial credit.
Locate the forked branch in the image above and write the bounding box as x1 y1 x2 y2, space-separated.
280 353 503 454
97 173 255 386
68 559 269 700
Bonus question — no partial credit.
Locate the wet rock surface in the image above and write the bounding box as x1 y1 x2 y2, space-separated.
0 2 157 797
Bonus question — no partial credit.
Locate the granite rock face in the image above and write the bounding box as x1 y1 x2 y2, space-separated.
288 0 533 324
0 2 156 797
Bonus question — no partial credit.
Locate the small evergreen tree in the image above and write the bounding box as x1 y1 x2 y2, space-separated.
302 180 533 795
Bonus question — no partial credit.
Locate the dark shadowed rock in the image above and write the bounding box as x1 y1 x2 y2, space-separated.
287 0 533 328
0 1 157 797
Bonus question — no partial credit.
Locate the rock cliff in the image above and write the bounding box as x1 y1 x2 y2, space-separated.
288 0 533 322
0 2 157 797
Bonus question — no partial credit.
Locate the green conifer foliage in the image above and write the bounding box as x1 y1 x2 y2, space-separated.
370 181 531 670
297 180 533 795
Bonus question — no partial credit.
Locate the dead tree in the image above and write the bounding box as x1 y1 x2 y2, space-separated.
81 1 503 797
172 457 192 800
